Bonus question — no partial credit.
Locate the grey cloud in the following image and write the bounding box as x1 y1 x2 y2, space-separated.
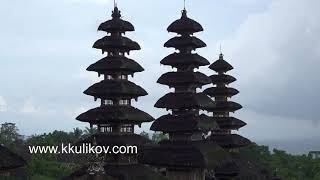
221 0 320 121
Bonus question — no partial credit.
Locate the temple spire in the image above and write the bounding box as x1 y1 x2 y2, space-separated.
68 5 166 180
112 5 121 19
139 6 232 180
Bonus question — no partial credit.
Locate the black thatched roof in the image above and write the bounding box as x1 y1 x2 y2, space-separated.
214 161 240 178
210 74 237 85
155 92 215 110
161 53 210 68
164 36 206 50
96 6 134 34
104 164 167 180
76 105 154 125
204 87 239 97
64 164 167 180
62 166 116 180
167 9 203 34
93 36 140 53
139 140 233 170
0 145 26 171
87 55 144 75
77 133 150 147
99 19 134 33
210 134 251 149
209 54 234 73
157 72 211 87
214 117 247 130
84 80 147 100
207 101 243 113
151 114 219 133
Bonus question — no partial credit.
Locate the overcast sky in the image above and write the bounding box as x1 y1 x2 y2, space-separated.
0 0 319 152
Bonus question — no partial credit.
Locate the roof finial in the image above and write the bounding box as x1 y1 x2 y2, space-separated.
112 0 121 19
219 44 224 60
181 0 187 18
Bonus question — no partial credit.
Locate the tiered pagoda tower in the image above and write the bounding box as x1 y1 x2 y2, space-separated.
204 53 271 179
204 53 250 150
139 8 234 180
68 5 166 180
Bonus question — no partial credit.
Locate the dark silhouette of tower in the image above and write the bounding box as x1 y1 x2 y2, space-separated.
204 53 250 150
139 8 234 180
204 53 272 179
66 5 166 180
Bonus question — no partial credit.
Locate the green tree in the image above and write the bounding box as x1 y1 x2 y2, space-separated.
151 132 168 143
140 131 150 140
83 127 97 138
0 122 23 150
71 128 83 142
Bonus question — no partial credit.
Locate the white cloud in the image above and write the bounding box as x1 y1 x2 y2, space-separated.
68 107 89 119
0 96 7 112
72 68 103 83
20 99 40 114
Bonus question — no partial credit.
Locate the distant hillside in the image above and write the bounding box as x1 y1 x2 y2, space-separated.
258 139 320 155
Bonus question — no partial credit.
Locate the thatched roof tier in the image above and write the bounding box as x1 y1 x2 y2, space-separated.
62 166 116 180
155 92 215 110
98 18 134 33
157 72 211 88
164 36 206 50
76 105 154 125
98 10 134 34
84 80 147 100
214 161 240 178
161 53 209 68
87 55 144 75
151 114 219 133
214 117 247 130
210 134 251 149
139 141 233 170
104 164 167 180
64 164 167 180
167 9 203 34
93 36 140 53
210 74 237 85
207 101 243 113
0 145 26 171
204 87 239 97
209 54 234 73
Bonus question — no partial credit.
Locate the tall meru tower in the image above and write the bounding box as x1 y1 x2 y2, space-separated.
139 8 236 180
66 5 166 180
204 53 272 180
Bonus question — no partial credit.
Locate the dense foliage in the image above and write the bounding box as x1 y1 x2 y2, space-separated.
241 144 320 180
0 123 319 180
